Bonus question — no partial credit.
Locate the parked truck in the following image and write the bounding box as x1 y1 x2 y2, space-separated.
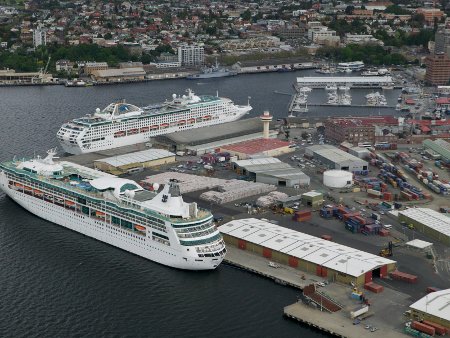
350 305 369 319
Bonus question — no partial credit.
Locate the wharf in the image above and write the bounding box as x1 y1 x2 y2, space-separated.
308 104 394 108
223 246 317 289
283 302 405 338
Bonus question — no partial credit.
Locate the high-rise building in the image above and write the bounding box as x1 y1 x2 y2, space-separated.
425 53 450 85
177 44 204 66
434 25 450 54
33 25 47 47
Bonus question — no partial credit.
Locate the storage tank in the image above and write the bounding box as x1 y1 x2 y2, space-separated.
323 170 353 188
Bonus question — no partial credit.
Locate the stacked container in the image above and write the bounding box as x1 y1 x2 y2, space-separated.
293 210 312 222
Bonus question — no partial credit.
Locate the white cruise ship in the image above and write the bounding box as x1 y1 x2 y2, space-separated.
57 89 252 155
0 149 226 270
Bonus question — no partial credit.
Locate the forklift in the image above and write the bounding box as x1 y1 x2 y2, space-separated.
379 241 393 257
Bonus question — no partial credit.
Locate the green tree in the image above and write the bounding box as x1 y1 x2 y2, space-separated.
241 9 251 21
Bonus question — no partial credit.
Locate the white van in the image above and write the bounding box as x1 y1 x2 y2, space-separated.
383 224 393 230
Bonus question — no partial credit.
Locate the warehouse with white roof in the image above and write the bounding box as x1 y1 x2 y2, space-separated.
218 218 396 286
398 208 450 246
306 145 368 172
233 157 310 187
409 289 450 329
94 149 175 174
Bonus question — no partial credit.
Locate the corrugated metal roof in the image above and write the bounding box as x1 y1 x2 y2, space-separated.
219 218 396 277
423 139 450 160
95 149 175 167
399 208 450 237
410 289 450 321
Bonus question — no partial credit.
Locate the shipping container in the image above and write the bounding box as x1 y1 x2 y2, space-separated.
422 320 447 335
426 286 441 293
411 321 435 336
364 282 384 293
390 270 418 283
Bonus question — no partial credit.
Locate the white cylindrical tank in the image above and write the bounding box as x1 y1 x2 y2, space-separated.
323 170 353 188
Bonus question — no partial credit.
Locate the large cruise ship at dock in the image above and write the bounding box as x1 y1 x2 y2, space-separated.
0 149 226 270
57 89 251 155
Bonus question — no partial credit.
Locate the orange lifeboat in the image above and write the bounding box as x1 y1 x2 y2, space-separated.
95 211 106 218
140 127 150 133
178 120 186 125
24 186 32 191
160 123 169 128
114 131 126 138
34 189 43 196
135 225 146 232
187 118 195 124
14 182 24 188
203 115 211 120
151 125 159 130
65 200 76 206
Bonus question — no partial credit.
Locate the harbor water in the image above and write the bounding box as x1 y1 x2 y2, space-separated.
0 70 397 337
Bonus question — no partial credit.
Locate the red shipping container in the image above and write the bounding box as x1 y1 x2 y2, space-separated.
288 256 298 268
411 321 435 336
379 229 390 236
426 287 441 293
364 282 384 293
380 265 388 278
422 320 447 335
263 247 272 258
390 270 418 283
321 267 328 277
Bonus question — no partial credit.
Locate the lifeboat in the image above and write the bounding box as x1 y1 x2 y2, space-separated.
14 182 24 189
178 120 186 125
203 115 211 121
151 125 159 130
24 186 33 192
54 197 64 205
95 211 106 218
160 123 169 129
128 128 139 135
33 189 43 196
114 131 126 138
187 118 195 124
44 194 53 201
65 200 75 206
140 127 150 133
135 225 146 232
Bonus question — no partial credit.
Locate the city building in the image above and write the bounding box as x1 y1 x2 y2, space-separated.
177 44 204 66
409 289 450 329
416 8 444 26
232 157 310 187
398 208 450 246
324 116 399 145
364 1 393 11
305 145 368 172
344 34 383 46
94 149 175 175
434 25 450 55
218 218 396 286
33 25 47 47
425 53 450 85
84 62 109 75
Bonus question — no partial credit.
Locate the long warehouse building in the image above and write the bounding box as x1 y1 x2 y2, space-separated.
218 218 396 286
409 289 450 329
398 208 450 246
306 144 368 172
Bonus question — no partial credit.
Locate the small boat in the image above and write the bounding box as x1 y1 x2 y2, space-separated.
325 85 337 91
140 127 150 133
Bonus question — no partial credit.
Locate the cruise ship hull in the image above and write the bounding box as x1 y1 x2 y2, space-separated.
59 106 251 155
0 173 223 270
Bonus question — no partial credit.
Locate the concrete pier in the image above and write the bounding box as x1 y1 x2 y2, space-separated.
223 246 322 289
284 302 407 338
